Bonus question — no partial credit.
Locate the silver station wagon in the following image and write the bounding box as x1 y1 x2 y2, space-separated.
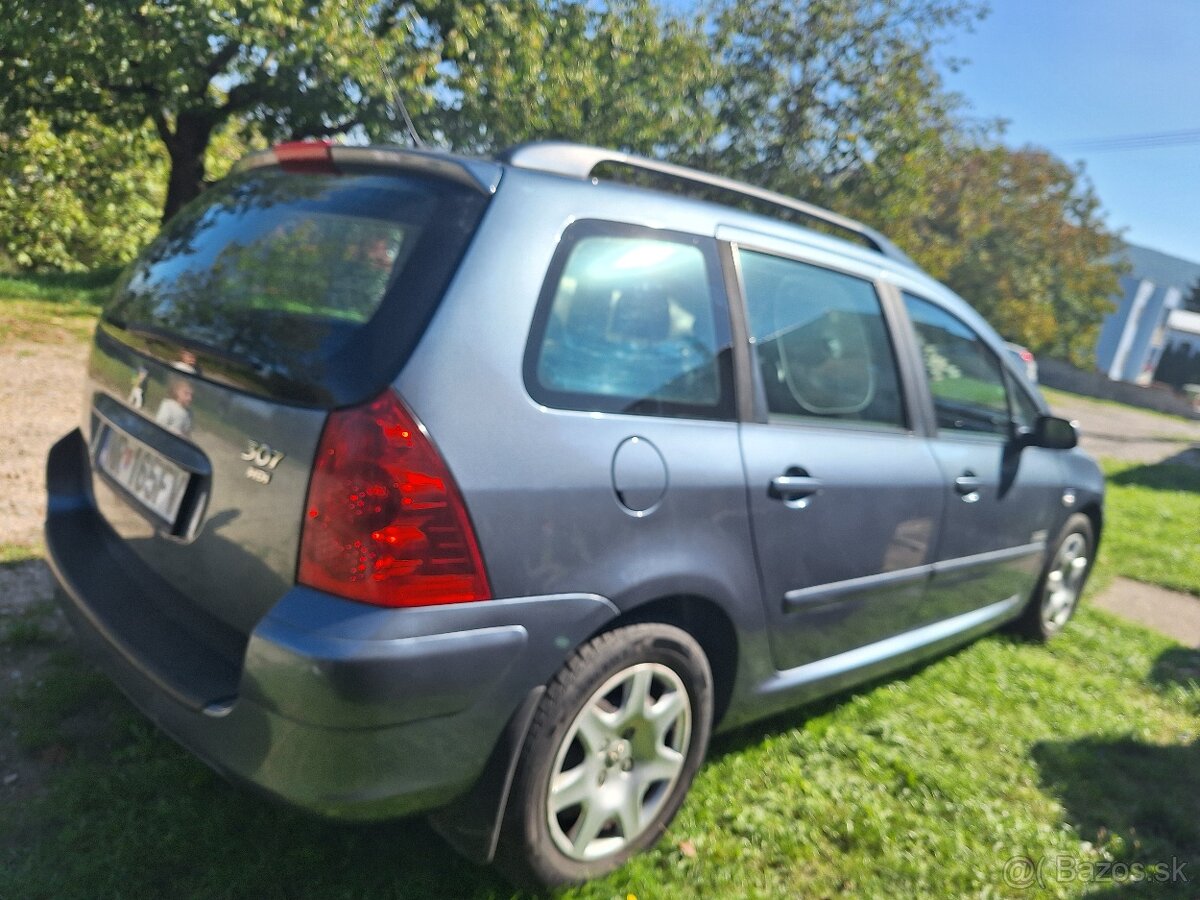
46 140 1102 886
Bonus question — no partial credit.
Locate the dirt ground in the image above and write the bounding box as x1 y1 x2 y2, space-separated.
0 340 89 547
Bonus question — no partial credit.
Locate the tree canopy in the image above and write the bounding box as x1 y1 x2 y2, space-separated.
427 0 718 155
0 113 164 271
1 0 1129 364
897 144 1122 365
0 0 438 219
696 0 987 207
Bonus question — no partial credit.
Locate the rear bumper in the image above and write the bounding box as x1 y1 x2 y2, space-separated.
46 429 617 819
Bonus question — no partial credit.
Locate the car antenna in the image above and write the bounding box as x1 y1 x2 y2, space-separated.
354 0 425 148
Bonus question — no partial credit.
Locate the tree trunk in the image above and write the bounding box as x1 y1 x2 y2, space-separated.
160 111 215 223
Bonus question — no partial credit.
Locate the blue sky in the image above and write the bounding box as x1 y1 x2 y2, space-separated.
939 0 1200 263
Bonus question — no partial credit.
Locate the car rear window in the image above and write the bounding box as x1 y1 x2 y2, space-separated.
101 168 488 406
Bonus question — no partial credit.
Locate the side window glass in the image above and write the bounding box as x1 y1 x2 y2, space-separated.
528 225 733 420
903 293 1010 438
740 250 906 429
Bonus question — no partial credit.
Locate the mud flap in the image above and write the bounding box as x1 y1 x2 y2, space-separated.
427 685 545 864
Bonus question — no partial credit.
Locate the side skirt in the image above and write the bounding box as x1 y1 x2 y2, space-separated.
722 594 1024 731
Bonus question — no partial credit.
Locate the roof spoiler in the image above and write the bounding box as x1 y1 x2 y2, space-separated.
236 143 502 195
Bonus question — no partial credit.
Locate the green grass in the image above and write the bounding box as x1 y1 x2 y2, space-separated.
3 650 112 752
0 267 121 305
0 298 101 344
0 607 1195 899
0 542 43 566
0 268 118 344
1099 458 1200 597
0 598 61 650
0 616 56 649
931 376 1006 409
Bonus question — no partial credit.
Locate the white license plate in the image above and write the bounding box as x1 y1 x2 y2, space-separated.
98 427 190 525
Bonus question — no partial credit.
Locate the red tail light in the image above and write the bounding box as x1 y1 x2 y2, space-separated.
298 390 491 607
1019 349 1034 363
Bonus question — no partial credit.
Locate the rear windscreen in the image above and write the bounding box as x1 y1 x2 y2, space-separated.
102 168 488 406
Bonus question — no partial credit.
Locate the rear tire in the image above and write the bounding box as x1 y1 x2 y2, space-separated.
494 623 713 888
1014 513 1095 641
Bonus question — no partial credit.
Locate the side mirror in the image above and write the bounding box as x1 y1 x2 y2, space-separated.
1021 414 1078 450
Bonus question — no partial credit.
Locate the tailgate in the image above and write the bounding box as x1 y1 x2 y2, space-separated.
73 158 492 639
84 333 325 635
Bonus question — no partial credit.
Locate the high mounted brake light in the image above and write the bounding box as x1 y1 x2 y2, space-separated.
273 140 336 174
297 390 492 607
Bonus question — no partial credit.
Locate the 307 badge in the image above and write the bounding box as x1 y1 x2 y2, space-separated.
241 440 284 484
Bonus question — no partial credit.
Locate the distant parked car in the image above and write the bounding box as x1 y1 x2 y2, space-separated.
1005 341 1039 383
47 140 1100 887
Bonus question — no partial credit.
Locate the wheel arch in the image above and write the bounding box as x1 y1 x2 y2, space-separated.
591 593 739 731
1078 500 1103 553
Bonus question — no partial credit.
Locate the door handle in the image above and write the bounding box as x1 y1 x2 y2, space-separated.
769 468 822 508
955 471 981 502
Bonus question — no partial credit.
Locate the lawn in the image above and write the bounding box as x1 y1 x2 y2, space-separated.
0 268 115 343
0 278 1197 897
1100 459 1200 597
0 543 43 566
1 600 1195 898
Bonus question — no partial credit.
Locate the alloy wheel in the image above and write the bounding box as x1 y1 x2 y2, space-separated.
545 662 692 861
1041 531 1089 632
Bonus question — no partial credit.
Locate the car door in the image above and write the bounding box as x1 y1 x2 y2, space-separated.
730 240 946 672
899 292 1064 622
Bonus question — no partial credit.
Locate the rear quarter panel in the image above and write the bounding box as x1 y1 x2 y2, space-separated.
395 172 772 697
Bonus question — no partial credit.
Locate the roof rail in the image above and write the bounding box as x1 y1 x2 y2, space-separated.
498 141 916 268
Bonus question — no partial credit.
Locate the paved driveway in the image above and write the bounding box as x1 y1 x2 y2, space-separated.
1043 389 1200 647
1045 389 1200 466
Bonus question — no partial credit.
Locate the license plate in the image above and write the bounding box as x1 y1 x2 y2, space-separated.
98 427 190 525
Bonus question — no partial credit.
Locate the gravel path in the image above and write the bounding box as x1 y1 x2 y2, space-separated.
0 340 89 547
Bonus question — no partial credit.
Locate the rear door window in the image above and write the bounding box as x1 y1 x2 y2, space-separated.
102 169 488 406
740 250 907 430
526 221 735 420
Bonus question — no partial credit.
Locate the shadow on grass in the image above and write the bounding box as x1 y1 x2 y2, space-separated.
1162 447 1200 469
1 620 1001 899
0 644 528 900
1108 461 1200 494
2 730 524 900
1031 735 1200 895
1150 646 1200 689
